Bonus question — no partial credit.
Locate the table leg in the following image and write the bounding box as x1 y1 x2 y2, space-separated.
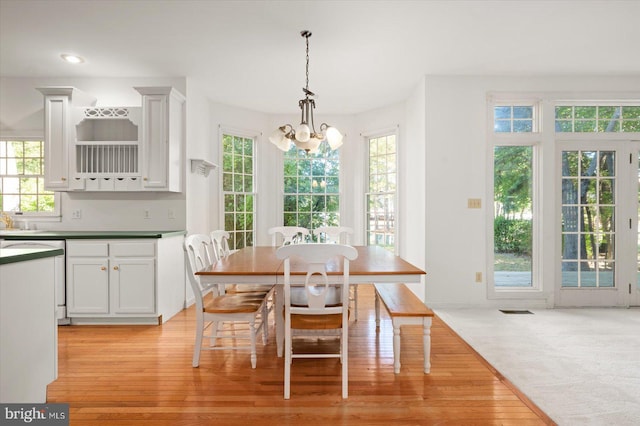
392 320 401 374
275 286 284 357
423 317 432 374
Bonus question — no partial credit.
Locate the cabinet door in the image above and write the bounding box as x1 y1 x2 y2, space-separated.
140 94 168 189
43 95 69 190
67 258 109 314
111 258 155 314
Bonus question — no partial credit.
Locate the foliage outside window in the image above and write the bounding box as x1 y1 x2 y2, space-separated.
493 146 533 287
222 134 254 249
561 150 615 288
283 143 339 239
555 105 640 133
366 134 396 252
0 140 56 215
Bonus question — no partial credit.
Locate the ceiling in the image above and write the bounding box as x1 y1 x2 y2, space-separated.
1 0 639 115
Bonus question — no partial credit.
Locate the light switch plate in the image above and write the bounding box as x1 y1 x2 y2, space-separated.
468 198 482 209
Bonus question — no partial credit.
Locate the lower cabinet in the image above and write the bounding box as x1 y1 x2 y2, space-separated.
66 237 184 324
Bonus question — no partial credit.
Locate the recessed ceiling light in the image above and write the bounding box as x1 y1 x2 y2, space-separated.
61 54 85 64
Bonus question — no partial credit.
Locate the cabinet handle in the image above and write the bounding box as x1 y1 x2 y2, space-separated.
100 266 106 271
61 177 67 181
113 266 119 271
143 177 148 181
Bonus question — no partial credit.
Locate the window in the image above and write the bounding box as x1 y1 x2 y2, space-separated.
222 133 255 249
494 105 535 133
490 103 537 290
366 133 396 252
283 143 339 237
555 105 640 133
493 146 534 287
0 139 57 215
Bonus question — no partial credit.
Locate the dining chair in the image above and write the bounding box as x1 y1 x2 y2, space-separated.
268 226 310 246
210 230 275 318
276 243 358 399
313 226 359 321
184 234 268 369
313 226 353 244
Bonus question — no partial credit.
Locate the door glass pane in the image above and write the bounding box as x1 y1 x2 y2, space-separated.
561 149 616 288
493 146 533 287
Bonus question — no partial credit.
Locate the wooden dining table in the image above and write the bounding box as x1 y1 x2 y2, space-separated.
196 245 426 356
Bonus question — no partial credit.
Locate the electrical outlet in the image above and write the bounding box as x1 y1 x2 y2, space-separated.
475 272 483 283
71 209 82 219
144 209 151 219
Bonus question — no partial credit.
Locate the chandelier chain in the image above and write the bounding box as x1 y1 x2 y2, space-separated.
305 34 309 92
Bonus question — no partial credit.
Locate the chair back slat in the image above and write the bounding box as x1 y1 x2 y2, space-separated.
184 234 214 308
210 230 231 258
268 226 310 246
314 226 353 244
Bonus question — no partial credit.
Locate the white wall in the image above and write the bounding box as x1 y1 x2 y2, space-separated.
185 79 213 235
423 75 640 308
0 77 187 231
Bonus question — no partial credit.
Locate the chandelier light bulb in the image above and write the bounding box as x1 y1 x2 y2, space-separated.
269 128 286 145
295 123 311 142
325 126 344 150
306 137 322 152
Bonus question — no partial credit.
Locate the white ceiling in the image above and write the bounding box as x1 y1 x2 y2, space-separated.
2 0 639 115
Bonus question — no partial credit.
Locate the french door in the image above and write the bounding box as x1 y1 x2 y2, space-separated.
557 141 639 307
633 147 640 305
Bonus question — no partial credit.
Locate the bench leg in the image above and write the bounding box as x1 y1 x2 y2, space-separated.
423 317 432 374
374 291 380 328
392 320 401 374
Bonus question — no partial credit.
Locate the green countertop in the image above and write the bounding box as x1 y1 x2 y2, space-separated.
0 230 186 240
0 247 65 265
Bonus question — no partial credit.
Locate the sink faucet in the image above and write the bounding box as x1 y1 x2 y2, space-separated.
1 212 14 229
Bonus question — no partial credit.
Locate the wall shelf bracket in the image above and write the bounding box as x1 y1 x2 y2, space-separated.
190 159 218 177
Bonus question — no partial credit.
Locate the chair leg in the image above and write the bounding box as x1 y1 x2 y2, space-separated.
211 320 221 346
249 317 257 369
192 315 204 367
353 285 358 321
284 325 291 399
342 326 348 398
374 291 380 328
261 302 269 345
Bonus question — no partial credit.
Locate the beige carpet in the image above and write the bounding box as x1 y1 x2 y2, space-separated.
435 308 640 426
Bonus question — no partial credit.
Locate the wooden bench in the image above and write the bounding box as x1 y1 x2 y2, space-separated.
374 283 434 374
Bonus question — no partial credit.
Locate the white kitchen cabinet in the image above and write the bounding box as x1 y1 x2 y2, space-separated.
67 256 110 314
135 87 185 192
37 86 184 192
66 240 158 322
36 87 96 190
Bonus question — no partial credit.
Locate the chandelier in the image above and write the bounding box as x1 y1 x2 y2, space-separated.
269 30 343 153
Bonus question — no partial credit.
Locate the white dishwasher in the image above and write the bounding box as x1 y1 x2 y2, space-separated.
0 239 68 324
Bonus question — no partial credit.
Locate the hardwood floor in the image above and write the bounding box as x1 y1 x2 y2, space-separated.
48 285 554 425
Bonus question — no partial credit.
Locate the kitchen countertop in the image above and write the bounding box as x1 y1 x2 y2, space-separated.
0 247 65 265
0 230 186 240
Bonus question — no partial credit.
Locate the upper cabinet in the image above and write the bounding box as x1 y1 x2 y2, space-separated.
36 87 96 190
135 87 185 192
37 86 185 192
